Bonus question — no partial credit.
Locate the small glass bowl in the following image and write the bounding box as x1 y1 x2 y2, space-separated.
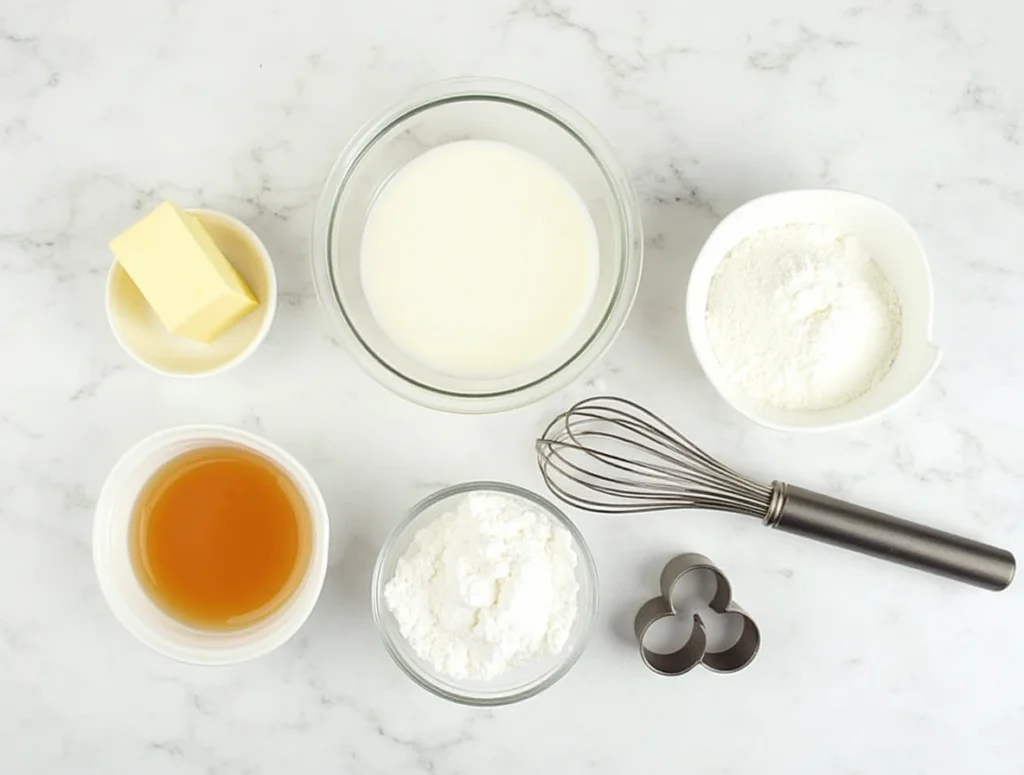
371 482 599 706
311 78 642 413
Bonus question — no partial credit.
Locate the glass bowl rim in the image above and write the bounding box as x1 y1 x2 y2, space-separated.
370 480 600 706
310 77 643 414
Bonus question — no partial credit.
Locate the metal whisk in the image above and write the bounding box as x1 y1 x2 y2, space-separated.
537 396 1015 591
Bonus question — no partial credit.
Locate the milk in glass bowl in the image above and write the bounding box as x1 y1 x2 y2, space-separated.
311 78 642 413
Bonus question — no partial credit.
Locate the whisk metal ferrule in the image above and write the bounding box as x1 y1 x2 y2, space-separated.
763 481 786 527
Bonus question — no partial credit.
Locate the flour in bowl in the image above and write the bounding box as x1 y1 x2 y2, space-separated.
705 223 901 411
383 492 579 681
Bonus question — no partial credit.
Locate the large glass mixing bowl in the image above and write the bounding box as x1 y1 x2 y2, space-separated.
311 78 642 413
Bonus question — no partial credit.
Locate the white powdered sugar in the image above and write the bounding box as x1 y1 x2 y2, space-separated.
706 223 902 411
383 492 579 681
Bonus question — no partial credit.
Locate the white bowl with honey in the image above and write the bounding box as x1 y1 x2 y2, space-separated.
93 425 329 664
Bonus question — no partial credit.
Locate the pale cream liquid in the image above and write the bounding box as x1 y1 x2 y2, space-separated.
360 140 600 378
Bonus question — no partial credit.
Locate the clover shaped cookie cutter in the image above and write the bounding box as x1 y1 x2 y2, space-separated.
634 553 760 676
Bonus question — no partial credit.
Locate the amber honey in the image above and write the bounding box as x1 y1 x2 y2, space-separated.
130 445 311 630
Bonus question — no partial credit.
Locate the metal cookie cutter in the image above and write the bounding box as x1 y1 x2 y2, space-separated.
634 553 760 676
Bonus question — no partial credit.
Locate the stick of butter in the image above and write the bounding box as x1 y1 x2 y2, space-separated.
109 202 259 343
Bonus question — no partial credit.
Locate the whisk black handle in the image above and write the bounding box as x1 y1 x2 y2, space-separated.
767 483 1016 591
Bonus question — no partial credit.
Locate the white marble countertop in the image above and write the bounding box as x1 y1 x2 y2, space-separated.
2 0 1022 772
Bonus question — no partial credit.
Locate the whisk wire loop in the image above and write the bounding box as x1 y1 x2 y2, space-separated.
537 396 773 519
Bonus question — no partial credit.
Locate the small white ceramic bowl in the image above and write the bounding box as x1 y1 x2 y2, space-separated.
93 425 330 665
686 189 941 431
106 209 278 377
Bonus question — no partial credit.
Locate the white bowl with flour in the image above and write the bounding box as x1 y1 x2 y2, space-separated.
686 189 941 431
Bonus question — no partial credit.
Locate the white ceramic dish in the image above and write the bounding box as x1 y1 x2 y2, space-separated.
93 425 330 665
686 189 941 431
106 208 277 378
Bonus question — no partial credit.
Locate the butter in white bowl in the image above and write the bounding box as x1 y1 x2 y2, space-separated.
106 205 277 377
110 202 258 342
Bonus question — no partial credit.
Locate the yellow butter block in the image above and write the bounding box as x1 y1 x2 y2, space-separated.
109 202 259 343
